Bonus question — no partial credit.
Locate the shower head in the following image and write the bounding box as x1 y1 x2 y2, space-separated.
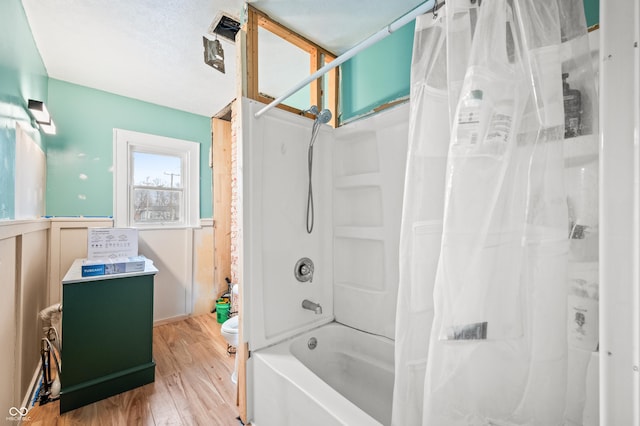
303 105 320 116
316 109 332 124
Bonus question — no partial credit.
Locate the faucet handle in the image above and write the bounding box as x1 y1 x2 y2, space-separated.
294 258 314 282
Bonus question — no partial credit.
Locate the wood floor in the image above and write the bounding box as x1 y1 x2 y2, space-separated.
27 314 240 426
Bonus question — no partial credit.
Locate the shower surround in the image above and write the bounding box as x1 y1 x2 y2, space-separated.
239 98 409 422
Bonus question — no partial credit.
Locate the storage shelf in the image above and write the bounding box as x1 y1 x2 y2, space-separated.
335 281 387 294
334 226 385 240
334 172 381 189
564 134 598 167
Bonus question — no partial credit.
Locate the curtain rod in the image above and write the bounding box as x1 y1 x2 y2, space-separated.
254 0 438 119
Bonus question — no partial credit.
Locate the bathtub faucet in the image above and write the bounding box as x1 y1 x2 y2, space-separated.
302 299 322 314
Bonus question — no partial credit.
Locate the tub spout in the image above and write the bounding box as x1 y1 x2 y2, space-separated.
302 299 322 314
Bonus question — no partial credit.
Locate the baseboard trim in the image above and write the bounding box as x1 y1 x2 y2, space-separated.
60 362 155 413
153 314 190 327
23 360 43 409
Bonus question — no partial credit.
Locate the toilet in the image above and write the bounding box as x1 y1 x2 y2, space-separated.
221 316 239 383
220 284 240 383
221 315 239 347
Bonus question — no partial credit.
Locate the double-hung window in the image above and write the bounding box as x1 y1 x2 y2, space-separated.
114 129 199 228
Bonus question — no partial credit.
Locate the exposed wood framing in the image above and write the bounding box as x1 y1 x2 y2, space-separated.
243 5 339 126
246 7 259 100
310 49 322 109
214 101 233 121
237 340 249 422
325 57 339 128
212 118 232 300
373 97 409 114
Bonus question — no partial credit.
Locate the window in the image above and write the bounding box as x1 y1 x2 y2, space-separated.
114 129 199 228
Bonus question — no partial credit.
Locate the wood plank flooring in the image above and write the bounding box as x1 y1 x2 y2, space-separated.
27 314 240 426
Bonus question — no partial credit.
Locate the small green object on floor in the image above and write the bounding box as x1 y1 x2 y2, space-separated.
216 299 230 323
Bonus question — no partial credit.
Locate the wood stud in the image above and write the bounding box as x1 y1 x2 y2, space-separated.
244 5 338 126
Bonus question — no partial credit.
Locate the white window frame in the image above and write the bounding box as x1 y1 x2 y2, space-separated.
113 129 200 228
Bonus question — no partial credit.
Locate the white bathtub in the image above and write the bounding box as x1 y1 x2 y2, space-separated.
251 322 395 426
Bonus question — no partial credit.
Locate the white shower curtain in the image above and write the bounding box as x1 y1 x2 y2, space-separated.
393 0 597 424
392 9 450 426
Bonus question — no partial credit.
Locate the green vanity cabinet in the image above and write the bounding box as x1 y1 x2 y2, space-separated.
60 258 158 413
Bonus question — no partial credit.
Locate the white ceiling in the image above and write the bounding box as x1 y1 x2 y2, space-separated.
22 0 424 118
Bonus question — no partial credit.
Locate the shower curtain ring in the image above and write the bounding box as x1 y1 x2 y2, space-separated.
432 0 439 19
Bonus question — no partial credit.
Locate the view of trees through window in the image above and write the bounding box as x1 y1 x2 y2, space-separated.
132 151 183 224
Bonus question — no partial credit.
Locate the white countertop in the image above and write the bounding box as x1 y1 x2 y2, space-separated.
62 257 158 284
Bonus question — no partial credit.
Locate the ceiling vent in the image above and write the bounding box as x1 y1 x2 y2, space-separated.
208 13 241 43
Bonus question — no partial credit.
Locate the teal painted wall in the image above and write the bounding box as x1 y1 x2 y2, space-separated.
584 0 599 27
0 0 48 220
339 0 599 124
45 79 212 218
339 22 415 123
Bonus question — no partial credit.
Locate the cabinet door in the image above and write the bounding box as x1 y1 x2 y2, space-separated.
62 275 154 386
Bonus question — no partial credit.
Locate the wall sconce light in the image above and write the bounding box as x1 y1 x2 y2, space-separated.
203 36 225 74
28 99 56 135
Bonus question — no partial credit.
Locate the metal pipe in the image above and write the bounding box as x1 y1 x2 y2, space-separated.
253 0 437 119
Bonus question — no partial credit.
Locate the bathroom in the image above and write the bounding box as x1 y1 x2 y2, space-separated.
1 0 638 425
